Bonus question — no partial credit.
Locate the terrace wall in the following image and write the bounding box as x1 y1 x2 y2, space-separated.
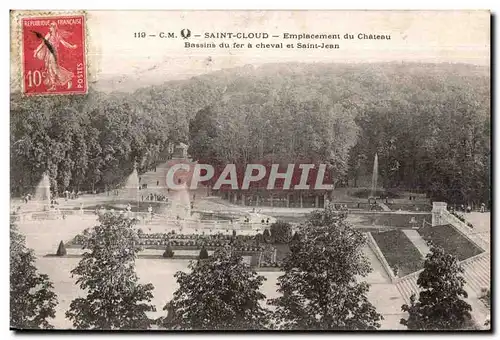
432 202 488 252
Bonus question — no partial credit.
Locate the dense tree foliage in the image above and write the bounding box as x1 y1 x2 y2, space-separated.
268 204 383 330
158 247 269 330
12 63 490 205
10 223 58 329
10 83 223 196
66 213 156 329
400 246 472 330
270 221 293 243
187 63 489 204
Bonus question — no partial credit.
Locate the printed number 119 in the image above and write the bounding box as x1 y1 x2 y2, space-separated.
134 32 146 38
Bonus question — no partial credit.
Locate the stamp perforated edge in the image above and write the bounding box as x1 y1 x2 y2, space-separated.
11 10 90 96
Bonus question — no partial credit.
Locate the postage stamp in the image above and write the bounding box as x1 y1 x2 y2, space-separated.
21 14 87 95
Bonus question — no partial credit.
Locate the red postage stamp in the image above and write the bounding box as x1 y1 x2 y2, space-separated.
21 14 87 95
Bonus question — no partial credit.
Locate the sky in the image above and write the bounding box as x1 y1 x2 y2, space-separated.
12 10 491 92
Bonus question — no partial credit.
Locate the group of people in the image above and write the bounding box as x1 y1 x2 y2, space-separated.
49 199 61 208
22 189 82 204
333 204 349 211
94 203 142 216
63 190 80 200
22 193 32 203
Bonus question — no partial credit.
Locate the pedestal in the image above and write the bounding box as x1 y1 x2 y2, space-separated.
432 202 448 226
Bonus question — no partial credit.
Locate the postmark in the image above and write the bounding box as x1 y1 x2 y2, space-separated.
21 14 87 95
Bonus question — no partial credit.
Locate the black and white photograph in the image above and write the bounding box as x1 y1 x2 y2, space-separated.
8 10 491 331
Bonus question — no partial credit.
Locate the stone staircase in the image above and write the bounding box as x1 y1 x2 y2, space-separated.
395 270 421 304
395 252 490 328
393 204 491 328
461 253 491 294
138 159 199 194
396 252 490 304
138 162 172 191
395 251 491 331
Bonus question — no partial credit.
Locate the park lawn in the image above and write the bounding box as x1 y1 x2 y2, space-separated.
418 224 483 261
371 230 424 277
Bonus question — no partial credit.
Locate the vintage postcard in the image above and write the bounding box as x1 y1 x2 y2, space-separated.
9 10 491 331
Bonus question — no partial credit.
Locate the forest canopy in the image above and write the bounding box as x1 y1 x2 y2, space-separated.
10 62 490 205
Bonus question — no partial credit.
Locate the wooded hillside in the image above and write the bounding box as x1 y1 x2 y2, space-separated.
11 62 490 205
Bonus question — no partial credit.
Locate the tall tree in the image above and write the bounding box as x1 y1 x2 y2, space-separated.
268 204 383 330
400 246 473 330
66 213 156 330
158 247 269 330
10 223 58 329
270 221 293 244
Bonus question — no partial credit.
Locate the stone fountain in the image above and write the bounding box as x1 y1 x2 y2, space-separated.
35 172 51 202
166 182 192 220
122 164 140 202
28 172 52 211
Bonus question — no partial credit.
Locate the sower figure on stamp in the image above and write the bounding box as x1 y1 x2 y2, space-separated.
33 22 77 91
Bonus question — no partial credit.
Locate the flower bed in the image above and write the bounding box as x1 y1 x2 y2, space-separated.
258 262 281 269
450 211 475 228
67 230 265 252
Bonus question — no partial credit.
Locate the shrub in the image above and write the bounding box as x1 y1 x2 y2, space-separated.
291 231 301 243
263 229 271 243
270 221 293 244
73 235 83 245
199 246 209 260
56 240 67 256
163 244 175 258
